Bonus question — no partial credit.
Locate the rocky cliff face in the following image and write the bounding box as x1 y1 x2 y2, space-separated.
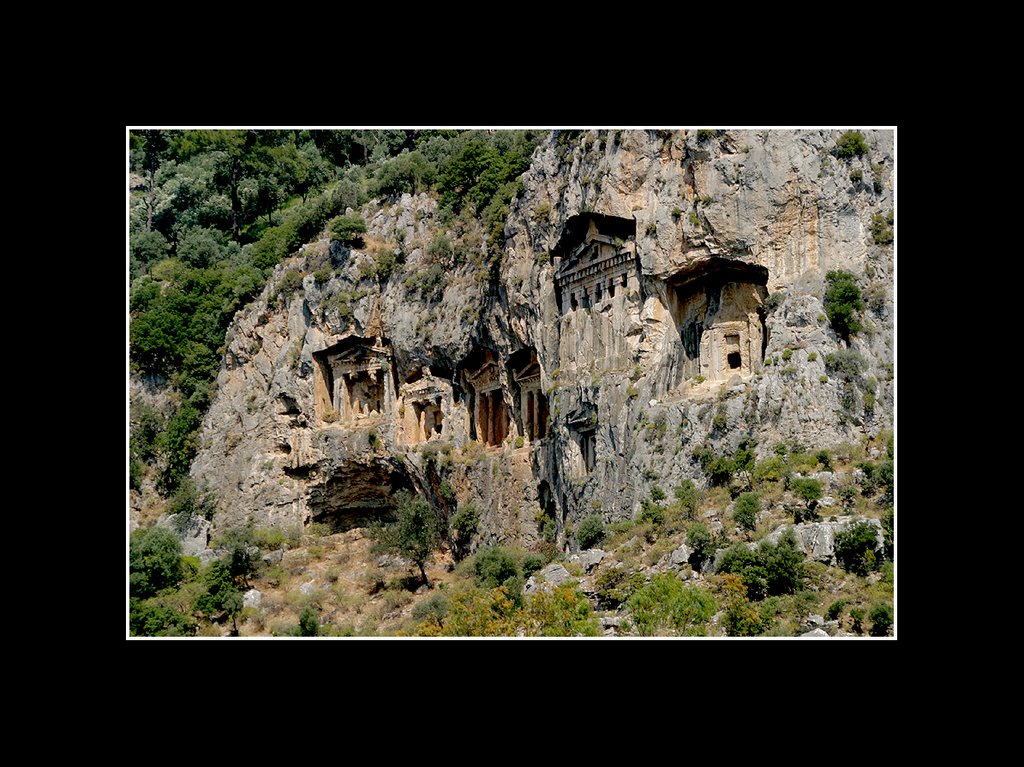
191 129 894 553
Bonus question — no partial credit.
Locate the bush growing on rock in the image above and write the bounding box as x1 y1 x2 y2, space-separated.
576 515 605 549
329 213 367 245
836 131 869 158
733 492 761 532
673 480 699 518
824 270 864 343
834 521 879 576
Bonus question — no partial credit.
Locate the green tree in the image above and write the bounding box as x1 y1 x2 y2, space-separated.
218 524 261 585
674 479 699 518
686 523 716 568
129 526 183 598
789 477 822 518
834 521 880 576
733 492 761 532
824 270 864 344
450 502 479 561
716 528 805 601
370 492 443 586
329 213 367 245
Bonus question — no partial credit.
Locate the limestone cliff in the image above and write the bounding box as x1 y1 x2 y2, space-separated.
190 129 894 554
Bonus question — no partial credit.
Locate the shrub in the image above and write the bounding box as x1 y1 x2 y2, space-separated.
522 553 546 577
473 546 520 588
686 523 716 566
298 605 319 637
167 478 216 534
849 168 863 183
674 480 699 518
637 501 665 526
782 348 793 361
217 524 261 583
626 574 717 636
411 592 449 628
595 567 645 608
450 502 480 561
871 211 894 245
514 435 525 448
834 521 879 576
712 407 728 432
719 573 764 636
650 485 667 503
706 454 735 486
733 492 761 532
824 270 864 343
869 603 893 636
716 528 805 601
826 599 846 621
882 508 894 560
525 585 599 637
836 131 869 158
129 527 183 598
825 349 867 381
850 607 865 634
329 213 367 245
438 481 456 505
576 515 605 549
790 477 822 507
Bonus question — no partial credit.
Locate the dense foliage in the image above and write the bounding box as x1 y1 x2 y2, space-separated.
824 270 864 343
716 528 806 601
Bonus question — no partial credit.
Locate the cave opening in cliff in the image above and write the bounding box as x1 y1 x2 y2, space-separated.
509 347 547 443
411 398 443 442
667 258 769 384
461 350 509 448
308 463 415 533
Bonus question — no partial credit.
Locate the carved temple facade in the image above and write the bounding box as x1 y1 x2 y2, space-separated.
553 213 638 315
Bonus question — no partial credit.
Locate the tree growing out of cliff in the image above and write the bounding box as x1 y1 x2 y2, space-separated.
370 492 444 587
824 270 864 344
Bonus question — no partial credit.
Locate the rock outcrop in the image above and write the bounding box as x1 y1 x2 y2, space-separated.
190 129 894 551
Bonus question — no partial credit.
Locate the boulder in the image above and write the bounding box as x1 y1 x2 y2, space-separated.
524 563 574 595
243 589 262 608
801 628 829 637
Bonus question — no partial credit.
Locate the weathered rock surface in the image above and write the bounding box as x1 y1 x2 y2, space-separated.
801 628 829 637
524 563 575 595
762 516 884 565
569 548 606 573
186 130 893 556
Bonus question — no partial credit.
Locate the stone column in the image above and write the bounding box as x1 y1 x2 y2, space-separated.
480 391 490 445
536 391 544 440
